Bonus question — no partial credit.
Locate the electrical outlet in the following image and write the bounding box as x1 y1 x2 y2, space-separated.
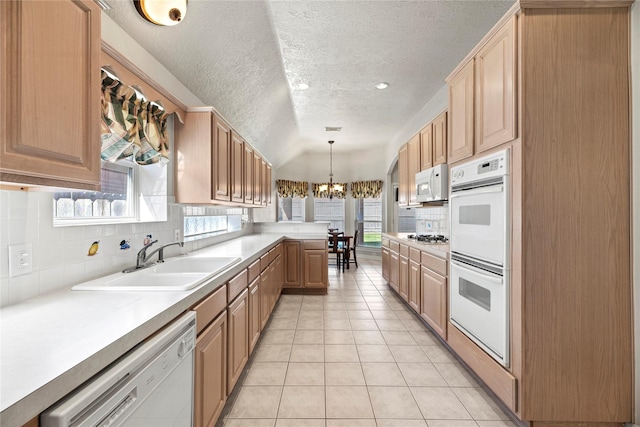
9 243 33 277
174 229 181 241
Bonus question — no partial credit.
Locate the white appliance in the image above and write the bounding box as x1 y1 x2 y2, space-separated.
449 149 510 367
41 312 196 427
415 163 448 203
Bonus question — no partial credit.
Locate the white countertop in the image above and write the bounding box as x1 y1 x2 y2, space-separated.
0 233 327 427
382 232 449 258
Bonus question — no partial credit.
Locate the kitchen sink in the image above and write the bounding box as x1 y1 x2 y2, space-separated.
72 256 242 291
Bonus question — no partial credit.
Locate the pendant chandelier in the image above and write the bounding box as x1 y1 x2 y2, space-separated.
134 0 187 26
319 140 344 199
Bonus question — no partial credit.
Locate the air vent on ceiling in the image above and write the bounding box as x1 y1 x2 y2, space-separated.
325 127 342 132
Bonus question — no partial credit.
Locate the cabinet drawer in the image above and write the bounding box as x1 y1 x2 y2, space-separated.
274 243 283 258
192 285 227 334
382 238 390 248
260 253 269 272
399 244 409 257
390 241 400 253
421 251 447 276
228 269 248 302
304 240 326 250
248 260 261 282
409 247 421 262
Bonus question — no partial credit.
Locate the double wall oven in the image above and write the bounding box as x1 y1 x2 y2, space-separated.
449 149 510 367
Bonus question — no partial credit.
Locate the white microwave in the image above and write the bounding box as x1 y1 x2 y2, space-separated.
415 164 448 203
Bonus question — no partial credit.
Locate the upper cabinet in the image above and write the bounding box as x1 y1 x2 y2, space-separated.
397 144 408 207
419 123 433 170
407 134 421 205
432 111 448 166
0 0 101 190
447 15 517 164
175 108 271 207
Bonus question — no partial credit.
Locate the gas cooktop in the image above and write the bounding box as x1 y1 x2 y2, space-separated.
407 234 449 244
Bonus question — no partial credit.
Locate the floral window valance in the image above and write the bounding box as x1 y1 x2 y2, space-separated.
100 70 170 165
351 180 383 198
312 182 348 199
276 180 309 198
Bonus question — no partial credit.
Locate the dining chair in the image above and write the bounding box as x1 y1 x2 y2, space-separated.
345 229 358 269
330 233 346 271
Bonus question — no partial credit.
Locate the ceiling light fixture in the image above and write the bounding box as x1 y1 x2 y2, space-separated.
319 140 344 200
134 0 187 26
375 82 390 90
296 83 310 90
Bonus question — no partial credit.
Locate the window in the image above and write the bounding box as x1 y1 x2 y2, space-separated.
53 160 136 224
314 198 345 231
277 196 305 222
183 206 249 242
355 198 382 248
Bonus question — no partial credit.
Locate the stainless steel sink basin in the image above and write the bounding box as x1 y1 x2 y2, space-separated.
72 256 241 291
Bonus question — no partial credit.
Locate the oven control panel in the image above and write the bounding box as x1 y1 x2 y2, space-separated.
451 149 509 186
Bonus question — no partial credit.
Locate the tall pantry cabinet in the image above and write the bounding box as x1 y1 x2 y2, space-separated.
445 2 633 425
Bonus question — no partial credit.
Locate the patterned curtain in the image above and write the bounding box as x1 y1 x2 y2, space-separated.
100 70 170 165
312 182 348 199
276 180 309 198
351 180 383 198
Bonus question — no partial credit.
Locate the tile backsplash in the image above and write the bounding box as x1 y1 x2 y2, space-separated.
415 205 449 236
0 189 250 307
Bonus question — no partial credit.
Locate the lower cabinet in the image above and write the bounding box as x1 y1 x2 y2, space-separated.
194 311 227 427
248 277 260 355
399 254 409 301
283 240 302 287
283 239 328 292
420 266 447 339
389 250 399 293
408 258 421 312
382 247 390 282
304 248 328 288
260 268 271 330
227 289 248 394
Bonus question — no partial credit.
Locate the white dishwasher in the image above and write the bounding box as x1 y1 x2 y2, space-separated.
41 312 196 427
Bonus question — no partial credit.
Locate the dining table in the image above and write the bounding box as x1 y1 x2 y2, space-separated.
327 232 353 272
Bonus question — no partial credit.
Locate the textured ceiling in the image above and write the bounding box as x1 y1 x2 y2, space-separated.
104 1 515 167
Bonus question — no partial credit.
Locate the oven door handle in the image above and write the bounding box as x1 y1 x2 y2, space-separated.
450 185 503 198
451 259 504 285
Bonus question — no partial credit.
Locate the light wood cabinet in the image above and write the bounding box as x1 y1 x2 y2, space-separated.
448 60 475 164
432 111 448 166
260 269 270 330
399 254 409 302
408 250 421 313
266 164 272 206
243 144 254 204
420 266 447 339
212 115 231 202
381 247 390 282
227 289 248 394
389 250 399 293
253 152 262 206
248 277 260 354
0 0 101 190
283 240 302 288
419 123 433 171
194 311 227 427
475 16 517 153
407 134 421 205
230 132 244 203
274 251 283 297
261 159 268 206
397 144 408 207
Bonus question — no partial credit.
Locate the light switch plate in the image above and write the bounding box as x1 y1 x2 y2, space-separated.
9 243 33 277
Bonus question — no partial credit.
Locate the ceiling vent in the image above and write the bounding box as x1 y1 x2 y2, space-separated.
325 127 342 132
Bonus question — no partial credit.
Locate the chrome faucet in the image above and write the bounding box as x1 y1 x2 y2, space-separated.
122 240 184 273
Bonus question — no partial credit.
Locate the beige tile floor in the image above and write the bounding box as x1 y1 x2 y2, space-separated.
221 255 517 427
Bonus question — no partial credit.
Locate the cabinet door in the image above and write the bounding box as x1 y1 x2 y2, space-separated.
248 278 261 353
175 112 214 203
260 269 270 330
212 115 231 201
269 262 278 311
304 250 328 288
261 159 268 206
275 253 283 296
283 240 302 288
408 260 421 313
407 134 421 205
475 16 517 153
399 255 409 301
448 60 475 163
243 144 254 204
382 247 390 282
0 0 101 190
195 311 227 427
420 123 433 171
420 266 447 339
432 111 448 166
397 144 408 207
266 164 272 206
253 153 262 205
227 290 248 394
230 132 244 203
389 251 400 292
